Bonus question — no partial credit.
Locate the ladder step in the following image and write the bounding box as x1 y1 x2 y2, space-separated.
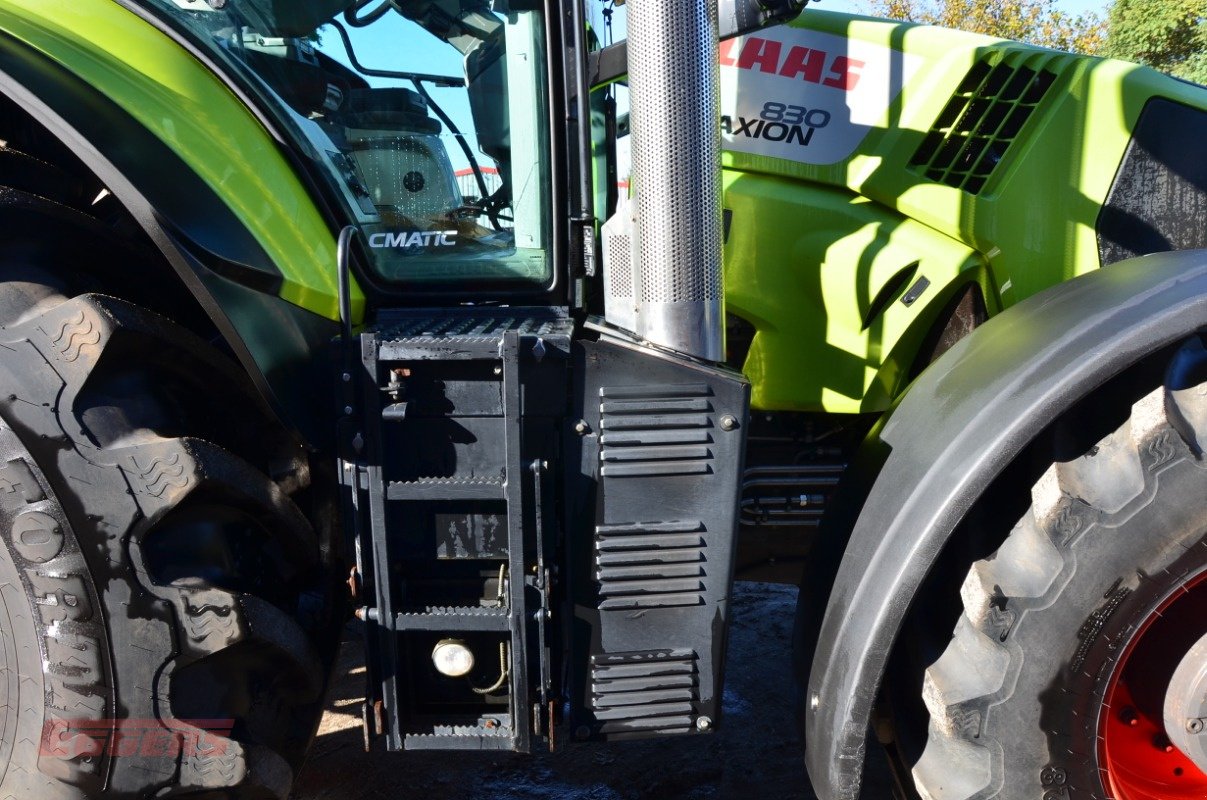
379 339 504 361
357 307 572 754
388 478 506 501
403 730 515 750
393 607 512 632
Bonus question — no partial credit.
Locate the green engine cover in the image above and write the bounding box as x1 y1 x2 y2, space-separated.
720 9 1207 413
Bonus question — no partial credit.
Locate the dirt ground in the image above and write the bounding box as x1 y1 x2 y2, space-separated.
293 582 895 800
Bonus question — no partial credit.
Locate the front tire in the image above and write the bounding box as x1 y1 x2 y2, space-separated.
913 337 1207 800
0 291 338 799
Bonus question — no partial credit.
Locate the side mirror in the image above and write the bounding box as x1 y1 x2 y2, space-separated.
718 0 808 40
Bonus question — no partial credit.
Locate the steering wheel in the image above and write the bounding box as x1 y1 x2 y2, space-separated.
344 0 395 27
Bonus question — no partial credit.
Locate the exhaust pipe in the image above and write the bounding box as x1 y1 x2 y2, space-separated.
627 0 724 361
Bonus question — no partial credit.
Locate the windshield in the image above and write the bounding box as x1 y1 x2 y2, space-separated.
141 0 552 289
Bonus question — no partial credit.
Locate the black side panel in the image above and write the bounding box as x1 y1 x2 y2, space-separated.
565 327 750 740
1098 98 1207 265
804 249 1207 800
0 31 336 448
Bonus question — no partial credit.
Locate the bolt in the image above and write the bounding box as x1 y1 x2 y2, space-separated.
574 420 589 435
484 718 498 729
810 693 820 711
1188 718 1205 735
1154 733 1175 753
493 365 503 376
1119 707 1139 727
720 414 738 431
696 716 713 731
344 405 354 416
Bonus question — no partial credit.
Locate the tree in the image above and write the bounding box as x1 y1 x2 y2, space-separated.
1103 0 1207 84
863 0 1107 55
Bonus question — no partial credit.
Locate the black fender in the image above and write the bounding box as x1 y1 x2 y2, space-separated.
0 28 339 449
804 249 1207 800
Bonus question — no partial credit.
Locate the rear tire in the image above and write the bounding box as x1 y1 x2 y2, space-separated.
0 291 338 798
912 337 1207 800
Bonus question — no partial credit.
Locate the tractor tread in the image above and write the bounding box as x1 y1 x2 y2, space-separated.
0 292 333 799
914 376 1200 800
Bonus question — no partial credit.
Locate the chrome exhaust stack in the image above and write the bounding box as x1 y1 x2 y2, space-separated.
626 0 724 361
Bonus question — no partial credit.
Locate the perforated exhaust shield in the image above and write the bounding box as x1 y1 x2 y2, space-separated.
628 0 724 361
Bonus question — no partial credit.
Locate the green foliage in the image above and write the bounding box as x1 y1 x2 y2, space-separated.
1103 0 1207 84
863 0 1107 55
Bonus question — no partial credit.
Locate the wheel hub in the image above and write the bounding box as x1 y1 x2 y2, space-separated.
1101 571 1207 800
1165 632 1207 776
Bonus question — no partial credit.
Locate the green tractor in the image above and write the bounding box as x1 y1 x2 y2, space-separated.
0 0 1203 798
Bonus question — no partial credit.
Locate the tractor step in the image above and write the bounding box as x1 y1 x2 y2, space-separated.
386 478 506 501
358 606 515 633
402 732 516 751
376 313 569 361
344 308 571 753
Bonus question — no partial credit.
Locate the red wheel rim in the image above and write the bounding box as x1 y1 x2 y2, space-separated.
1100 570 1207 799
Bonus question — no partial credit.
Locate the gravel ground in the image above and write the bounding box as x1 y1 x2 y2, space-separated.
294 582 895 800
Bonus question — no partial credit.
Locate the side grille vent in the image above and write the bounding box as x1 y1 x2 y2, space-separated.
911 56 1058 194
598 384 715 477
590 649 698 736
595 520 706 610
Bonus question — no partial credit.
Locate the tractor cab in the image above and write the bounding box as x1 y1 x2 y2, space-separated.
160 0 553 291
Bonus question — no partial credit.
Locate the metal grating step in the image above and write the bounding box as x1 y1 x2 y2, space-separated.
387 477 506 501
379 314 566 341
375 311 573 361
392 607 511 633
403 725 515 751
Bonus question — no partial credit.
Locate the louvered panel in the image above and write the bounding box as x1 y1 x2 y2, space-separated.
595 521 705 609
598 384 716 477
575 332 749 744
590 650 698 735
